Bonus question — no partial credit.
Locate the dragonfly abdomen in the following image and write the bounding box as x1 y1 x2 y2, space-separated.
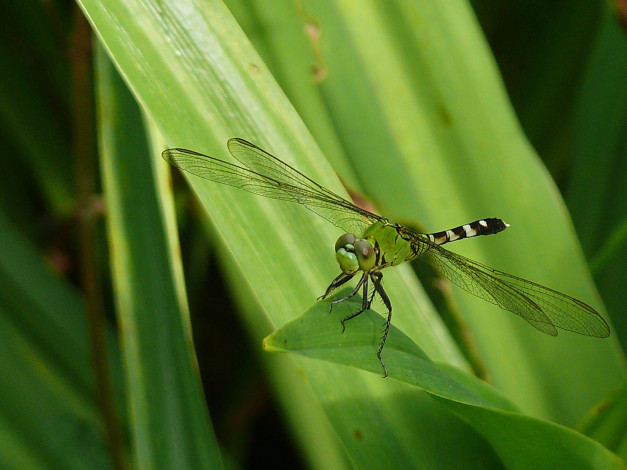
427 218 509 246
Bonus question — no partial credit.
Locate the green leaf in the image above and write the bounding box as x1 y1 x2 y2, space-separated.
265 292 622 469
96 47 223 469
265 289 517 410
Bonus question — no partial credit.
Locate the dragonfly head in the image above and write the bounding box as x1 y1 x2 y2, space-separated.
335 233 376 274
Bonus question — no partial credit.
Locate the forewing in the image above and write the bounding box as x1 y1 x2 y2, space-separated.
418 240 610 337
162 142 383 234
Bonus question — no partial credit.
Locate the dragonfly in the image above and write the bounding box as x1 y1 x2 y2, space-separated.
163 138 610 377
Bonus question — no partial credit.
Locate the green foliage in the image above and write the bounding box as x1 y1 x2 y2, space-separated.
265 290 619 469
0 0 625 468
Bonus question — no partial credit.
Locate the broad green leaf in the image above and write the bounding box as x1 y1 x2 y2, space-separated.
264 289 517 410
443 402 623 470
265 293 622 469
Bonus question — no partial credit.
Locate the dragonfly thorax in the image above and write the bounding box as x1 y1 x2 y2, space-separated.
334 233 376 274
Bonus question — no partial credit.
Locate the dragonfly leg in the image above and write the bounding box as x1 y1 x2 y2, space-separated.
317 272 355 301
371 272 391 378
366 279 377 309
340 274 370 333
329 273 366 314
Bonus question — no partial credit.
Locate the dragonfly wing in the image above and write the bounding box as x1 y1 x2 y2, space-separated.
162 143 383 235
227 139 327 195
227 138 385 234
419 240 610 337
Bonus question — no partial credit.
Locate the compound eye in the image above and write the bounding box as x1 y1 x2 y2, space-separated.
335 233 356 253
336 248 359 274
354 239 375 271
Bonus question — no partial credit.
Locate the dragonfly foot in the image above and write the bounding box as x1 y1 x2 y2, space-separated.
378 350 388 378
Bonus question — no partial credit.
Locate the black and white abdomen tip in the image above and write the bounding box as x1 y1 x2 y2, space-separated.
427 218 510 246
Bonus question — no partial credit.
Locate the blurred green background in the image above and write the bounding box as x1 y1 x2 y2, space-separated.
0 0 625 469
